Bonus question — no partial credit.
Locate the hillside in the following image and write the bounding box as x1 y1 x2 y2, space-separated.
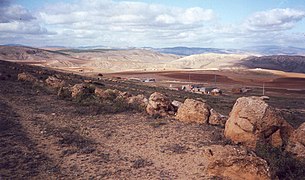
0 46 180 72
239 55 305 73
1 60 305 179
164 53 251 69
62 49 180 72
1 46 305 74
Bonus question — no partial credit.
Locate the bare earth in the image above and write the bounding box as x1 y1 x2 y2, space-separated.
0 61 227 179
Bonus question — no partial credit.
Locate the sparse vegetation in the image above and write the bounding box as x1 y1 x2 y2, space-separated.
255 141 305 179
1 59 305 179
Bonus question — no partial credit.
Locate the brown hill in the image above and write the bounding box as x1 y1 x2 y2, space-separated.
237 55 305 73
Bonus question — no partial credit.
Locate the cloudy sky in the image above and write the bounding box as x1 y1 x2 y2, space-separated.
1 0 305 48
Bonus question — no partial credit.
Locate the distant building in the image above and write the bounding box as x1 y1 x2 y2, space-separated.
143 78 156 83
182 84 219 95
211 88 222 96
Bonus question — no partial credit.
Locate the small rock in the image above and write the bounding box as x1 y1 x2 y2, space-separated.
45 76 66 89
176 98 210 124
17 72 38 83
208 109 227 127
71 83 95 98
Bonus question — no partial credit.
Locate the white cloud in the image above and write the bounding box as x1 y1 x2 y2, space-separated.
0 21 48 34
245 8 305 31
0 4 35 23
0 2 51 36
1 0 304 48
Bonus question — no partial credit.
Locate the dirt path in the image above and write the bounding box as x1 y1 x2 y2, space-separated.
0 62 225 179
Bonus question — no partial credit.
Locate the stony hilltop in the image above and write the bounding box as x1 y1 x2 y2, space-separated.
1 60 305 179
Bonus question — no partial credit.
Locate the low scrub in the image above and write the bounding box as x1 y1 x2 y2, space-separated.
255 141 305 179
73 94 142 115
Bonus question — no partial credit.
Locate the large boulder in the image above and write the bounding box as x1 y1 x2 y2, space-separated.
286 122 305 159
205 145 271 180
146 92 174 116
176 99 210 124
224 96 294 149
17 72 38 83
208 109 227 127
71 83 95 98
45 76 66 89
128 94 148 108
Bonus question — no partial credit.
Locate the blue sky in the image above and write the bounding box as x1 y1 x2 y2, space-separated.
1 0 305 48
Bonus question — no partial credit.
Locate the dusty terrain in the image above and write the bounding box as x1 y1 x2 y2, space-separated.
0 60 231 179
1 46 305 179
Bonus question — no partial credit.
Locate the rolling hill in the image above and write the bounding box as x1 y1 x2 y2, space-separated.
1 45 305 73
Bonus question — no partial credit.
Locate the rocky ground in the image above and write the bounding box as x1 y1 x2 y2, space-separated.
1 60 305 179
0 60 228 179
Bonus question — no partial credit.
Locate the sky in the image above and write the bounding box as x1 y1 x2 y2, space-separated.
0 0 305 48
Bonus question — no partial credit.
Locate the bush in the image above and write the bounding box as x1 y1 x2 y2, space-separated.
255 141 305 179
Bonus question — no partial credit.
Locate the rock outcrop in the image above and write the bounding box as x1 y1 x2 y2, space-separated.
286 122 305 159
71 83 95 98
224 96 294 149
205 145 271 180
128 94 148 108
146 92 174 117
176 99 210 124
45 76 66 89
95 88 121 100
17 72 38 83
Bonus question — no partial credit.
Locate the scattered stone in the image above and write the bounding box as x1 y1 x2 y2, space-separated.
224 96 294 149
146 92 174 117
95 88 121 100
171 100 183 111
208 109 227 127
176 98 210 124
286 122 305 159
128 94 148 108
71 83 95 98
45 76 66 89
205 145 271 180
17 72 38 83
119 91 132 99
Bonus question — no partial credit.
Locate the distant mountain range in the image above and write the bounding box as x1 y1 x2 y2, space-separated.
1 45 305 73
153 46 305 56
153 47 245 56
3 44 304 56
